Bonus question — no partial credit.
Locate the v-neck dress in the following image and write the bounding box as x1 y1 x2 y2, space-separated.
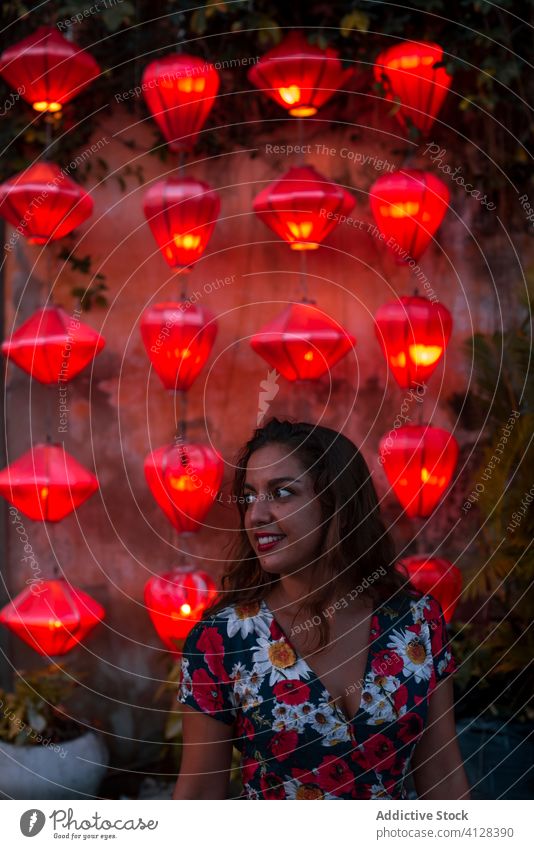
176 592 456 799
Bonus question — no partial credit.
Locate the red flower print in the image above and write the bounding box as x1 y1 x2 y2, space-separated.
241 756 260 784
196 626 226 679
191 668 224 714
384 778 401 795
370 614 381 638
371 649 403 676
316 755 355 796
268 729 299 762
269 618 285 640
354 782 383 799
362 733 397 772
443 654 456 675
291 765 317 784
406 623 421 635
260 772 286 799
392 684 408 713
398 711 424 745
273 680 311 705
350 745 368 771
236 714 255 741
423 596 441 622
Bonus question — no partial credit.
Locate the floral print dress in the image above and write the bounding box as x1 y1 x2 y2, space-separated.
176 593 456 799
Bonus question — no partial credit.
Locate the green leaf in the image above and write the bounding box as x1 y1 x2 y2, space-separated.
340 11 370 36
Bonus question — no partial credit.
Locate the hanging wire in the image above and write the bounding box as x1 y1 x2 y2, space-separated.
175 389 188 443
299 249 309 301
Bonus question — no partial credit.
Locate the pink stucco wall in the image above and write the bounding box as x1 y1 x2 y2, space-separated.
2 102 530 765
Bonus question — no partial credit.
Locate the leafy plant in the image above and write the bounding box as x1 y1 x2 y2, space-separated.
0 663 86 746
452 281 534 722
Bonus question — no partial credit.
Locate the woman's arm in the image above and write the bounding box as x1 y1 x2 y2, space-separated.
172 705 235 800
411 677 471 800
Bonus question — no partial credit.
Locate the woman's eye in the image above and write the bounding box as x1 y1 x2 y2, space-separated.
242 488 292 506
273 487 292 499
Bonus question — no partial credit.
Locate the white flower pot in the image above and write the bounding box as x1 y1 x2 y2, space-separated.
0 731 109 799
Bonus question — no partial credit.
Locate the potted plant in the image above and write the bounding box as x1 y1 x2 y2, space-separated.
0 663 109 799
449 281 534 799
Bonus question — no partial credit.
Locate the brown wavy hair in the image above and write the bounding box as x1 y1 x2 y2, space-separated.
205 417 414 651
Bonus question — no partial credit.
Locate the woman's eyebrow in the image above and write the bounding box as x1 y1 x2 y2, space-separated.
243 477 300 491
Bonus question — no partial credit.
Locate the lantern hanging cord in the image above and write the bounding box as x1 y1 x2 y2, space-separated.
300 250 309 301
49 523 60 578
418 388 425 424
44 114 52 161
176 391 188 442
297 117 305 166
45 384 53 442
179 270 187 302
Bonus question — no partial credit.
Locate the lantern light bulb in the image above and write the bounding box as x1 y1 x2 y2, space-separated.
33 101 62 112
408 344 443 366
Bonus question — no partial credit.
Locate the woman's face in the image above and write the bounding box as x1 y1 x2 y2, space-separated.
242 442 324 576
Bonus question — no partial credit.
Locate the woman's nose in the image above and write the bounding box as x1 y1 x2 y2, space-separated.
249 493 274 524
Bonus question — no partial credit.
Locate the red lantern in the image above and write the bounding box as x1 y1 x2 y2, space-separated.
0 443 99 522
248 31 352 117
375 295 452 389
251 300 356 381
397 555 462 623
374 40 452 135
0 26 100 113
144 565 218 651
144 440 224 534
140 301 217 392
142 54 220 152
253 166 355 251
2 305 105 385
0 162 94 244
379 424 458 517
370 169 449 262
0 578 105 656
143 177 220 271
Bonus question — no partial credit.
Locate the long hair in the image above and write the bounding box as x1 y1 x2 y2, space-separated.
206 417 414 651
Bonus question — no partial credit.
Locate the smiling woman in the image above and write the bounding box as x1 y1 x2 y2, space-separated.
172 418 470 800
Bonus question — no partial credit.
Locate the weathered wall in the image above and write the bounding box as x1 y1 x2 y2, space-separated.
3 100 532 767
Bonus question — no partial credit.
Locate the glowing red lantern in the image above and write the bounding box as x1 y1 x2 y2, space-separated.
0 578 105 656
397 555 462 623
370 169 449 262
379 424 458 518
144 565 218 651
253 166 355 251
140 301 217 392
0 443 99 522
374 40 452 135
143 177 220 271
375 295 452 389
0 26 100 114
0 162 93 244
251 300 356 381
248 30 352 117
2 305 105 385
142 54 220 152
144 440 224 534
